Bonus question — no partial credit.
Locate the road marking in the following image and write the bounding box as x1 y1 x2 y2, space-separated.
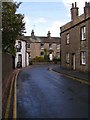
4 72 15 118
13 70 20 119
4 69 20 119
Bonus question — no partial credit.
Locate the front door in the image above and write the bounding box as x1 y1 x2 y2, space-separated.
72 53 75 70
18 54 22 67
49 53 53 61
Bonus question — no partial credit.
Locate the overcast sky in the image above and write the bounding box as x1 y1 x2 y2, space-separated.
16 0 90 37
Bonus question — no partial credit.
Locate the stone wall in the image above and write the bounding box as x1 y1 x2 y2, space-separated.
2 52 14 116
2 53 14 81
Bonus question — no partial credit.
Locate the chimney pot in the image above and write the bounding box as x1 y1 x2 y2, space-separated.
72 3 74 8
75 2 77 7
85 2 87 6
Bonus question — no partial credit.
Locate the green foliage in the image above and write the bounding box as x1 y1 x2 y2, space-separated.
56 58 61 61
34 56 44 62
44 54 49 62
2 2 25 55
44 49 48 55
44 48 49 61
53 57 61 64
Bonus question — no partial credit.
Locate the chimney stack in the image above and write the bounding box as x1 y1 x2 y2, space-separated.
84 2 90 17
47 31 51 38
31 30 34 38
71 2 79 20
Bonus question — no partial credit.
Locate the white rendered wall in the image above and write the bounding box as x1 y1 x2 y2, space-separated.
22 41 26 67
15 40 27 68
27 52 29 66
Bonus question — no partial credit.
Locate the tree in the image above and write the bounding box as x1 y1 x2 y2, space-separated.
44 49 49 61
2 2 26 55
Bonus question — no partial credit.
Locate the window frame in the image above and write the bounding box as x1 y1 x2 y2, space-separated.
27 43 31 48
40 51 44 56
80 26 86 41
40 43 44 49
16 41 22 52
18 54 22 62
29 52 31 58
49 43 52 49
66 33 70 45
80 51 86 65
56 44 60 49
66 52 70 64
56 52 60 58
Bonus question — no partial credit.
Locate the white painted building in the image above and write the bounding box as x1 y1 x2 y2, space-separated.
15 39 29 68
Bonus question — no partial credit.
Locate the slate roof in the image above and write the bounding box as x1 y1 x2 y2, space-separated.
18 35 60 43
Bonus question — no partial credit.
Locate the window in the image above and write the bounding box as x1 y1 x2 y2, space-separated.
41 43 44 49
66 33 70 44
49 44 52 49
16 41 22 52
18 41 22 48
81 26 86 40
80 51 86 65
40 51 44 56
56 52 60 58
29 52 31 58
18 54 22 62
57 44 60 49
27 43 31 48
66 52 70 63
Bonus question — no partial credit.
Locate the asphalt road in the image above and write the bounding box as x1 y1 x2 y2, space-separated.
17 65 88 118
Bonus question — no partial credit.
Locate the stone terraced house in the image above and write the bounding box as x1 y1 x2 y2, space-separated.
16 30 60 66
60 2 90 72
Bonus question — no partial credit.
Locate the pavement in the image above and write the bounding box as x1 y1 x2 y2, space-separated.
52 65 90 85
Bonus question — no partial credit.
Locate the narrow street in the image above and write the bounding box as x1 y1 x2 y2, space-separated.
17 65 88 118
